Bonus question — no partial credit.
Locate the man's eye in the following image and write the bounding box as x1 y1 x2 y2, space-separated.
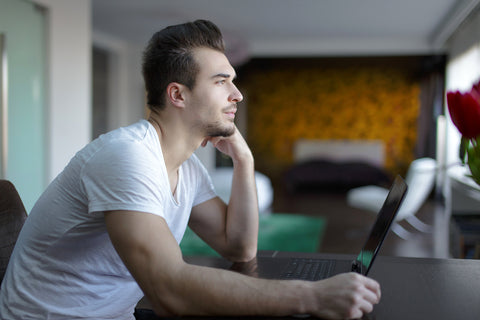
216 80 226 85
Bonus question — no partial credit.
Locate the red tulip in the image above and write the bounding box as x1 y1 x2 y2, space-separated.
446 82 480 139
473 80 480 96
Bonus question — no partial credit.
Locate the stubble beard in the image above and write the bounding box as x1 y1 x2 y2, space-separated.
205 120 235 137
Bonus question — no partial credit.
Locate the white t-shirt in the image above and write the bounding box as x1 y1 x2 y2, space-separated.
0 120 217 319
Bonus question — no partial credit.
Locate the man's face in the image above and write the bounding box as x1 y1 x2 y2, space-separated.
186 47 243 137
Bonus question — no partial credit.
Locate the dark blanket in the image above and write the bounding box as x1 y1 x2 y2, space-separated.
284 159 391 193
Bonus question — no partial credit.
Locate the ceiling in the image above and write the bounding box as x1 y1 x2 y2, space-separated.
92 0 480 64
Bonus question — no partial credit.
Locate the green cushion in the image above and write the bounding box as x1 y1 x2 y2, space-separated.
180 213 326 257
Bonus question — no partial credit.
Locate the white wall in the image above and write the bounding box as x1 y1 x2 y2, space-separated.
33 0 91 181
92 32 145 131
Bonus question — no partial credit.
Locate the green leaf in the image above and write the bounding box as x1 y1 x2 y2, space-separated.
467 140 480 185
459 137 469 164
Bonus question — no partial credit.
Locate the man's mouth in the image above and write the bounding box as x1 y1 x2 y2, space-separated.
224 108 237 119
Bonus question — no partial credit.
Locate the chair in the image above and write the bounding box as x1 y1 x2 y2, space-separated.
209 168 274 214
346 158 437 239
0 180 27 284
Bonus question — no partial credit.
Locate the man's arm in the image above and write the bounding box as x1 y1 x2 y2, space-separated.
105 210 381 318
190 127 259 262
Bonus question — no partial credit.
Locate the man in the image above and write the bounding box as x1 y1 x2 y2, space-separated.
0 20 380 319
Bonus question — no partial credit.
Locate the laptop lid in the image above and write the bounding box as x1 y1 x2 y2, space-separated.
221 175 408 281
351 175 408 276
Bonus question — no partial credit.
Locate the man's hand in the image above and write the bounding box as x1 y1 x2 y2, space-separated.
201 126 253 165
309 273 381 319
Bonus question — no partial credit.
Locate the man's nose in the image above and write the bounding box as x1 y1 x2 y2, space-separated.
230 85 243 103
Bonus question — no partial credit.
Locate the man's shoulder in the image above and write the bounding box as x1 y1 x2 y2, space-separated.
90 120 158 156
102 120 152 144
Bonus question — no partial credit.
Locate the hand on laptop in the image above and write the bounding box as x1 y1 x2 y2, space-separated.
310 272 381 319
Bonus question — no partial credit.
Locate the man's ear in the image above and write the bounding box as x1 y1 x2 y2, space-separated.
166 82 186 108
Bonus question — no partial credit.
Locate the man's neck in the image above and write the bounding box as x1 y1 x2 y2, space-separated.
147 109 203 175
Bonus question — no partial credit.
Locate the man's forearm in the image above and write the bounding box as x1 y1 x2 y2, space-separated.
205 127 259 261
225 154 259 262
150 261 309 317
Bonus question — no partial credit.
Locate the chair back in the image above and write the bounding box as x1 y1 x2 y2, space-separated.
0 180 27 284
396 158 437 221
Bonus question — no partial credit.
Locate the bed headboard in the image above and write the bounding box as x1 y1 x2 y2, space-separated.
293 139 385 168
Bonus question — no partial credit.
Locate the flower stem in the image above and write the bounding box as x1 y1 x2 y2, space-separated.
471 138 478 149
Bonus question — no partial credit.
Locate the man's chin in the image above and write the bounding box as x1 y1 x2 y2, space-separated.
209 130 234 138
206 125 235 138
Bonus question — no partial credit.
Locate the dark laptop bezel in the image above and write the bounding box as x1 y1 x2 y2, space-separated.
351 175 408 276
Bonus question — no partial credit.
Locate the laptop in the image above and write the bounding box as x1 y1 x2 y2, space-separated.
238 175 408 281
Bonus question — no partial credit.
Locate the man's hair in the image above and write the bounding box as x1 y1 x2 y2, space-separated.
142 19 225 110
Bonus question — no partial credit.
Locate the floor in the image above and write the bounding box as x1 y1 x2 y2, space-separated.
272 187 450 259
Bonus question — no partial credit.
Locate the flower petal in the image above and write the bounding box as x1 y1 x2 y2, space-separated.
447 91 464 132
472 80 480 96
447 90 480 139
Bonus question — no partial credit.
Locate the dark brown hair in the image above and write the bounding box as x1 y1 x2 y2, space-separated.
142 20 225 110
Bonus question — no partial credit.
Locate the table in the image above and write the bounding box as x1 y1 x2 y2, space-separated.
138 251 480 320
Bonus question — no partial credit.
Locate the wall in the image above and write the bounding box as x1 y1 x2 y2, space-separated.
33 0 91 181
239 57 426 182
92 32 145 133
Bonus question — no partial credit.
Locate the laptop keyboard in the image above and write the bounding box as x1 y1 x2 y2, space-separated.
281 258 336 281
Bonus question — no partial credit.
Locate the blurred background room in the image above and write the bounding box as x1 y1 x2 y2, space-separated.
2 0 480 260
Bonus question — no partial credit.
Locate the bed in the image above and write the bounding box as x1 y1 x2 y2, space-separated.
284 139 391 193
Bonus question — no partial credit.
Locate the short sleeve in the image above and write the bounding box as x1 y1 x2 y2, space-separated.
81 139 168 217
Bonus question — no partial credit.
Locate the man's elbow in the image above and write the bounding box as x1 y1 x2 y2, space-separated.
150 296 191 317
224 243 257 263
239 246 258 262
147 282 197 316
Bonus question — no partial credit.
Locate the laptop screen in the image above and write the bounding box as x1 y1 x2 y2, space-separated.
354 175 408 275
